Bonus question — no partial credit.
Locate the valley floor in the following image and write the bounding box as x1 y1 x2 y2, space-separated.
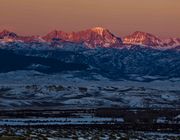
0 70 180 139
0 127 180 140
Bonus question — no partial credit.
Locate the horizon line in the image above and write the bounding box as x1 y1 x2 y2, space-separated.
0 27 179 39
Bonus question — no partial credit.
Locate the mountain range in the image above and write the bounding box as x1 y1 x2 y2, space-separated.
0 27 180 79
0 27 180 48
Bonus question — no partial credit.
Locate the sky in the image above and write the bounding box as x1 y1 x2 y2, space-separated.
0 0 179 38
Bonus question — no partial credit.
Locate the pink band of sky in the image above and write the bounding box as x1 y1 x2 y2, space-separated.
0 0 179 38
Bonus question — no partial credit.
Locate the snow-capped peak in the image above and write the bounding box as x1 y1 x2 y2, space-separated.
123 31 163 47
90 27 107 35
163 38 180 47
0 29 17 38
43 27 122 48
0 28 179 49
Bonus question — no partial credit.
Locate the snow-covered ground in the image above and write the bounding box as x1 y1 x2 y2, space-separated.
0 70 180 109
0 116 124 126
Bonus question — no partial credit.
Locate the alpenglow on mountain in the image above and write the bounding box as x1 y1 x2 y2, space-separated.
0 27 180 48
42 27 123 48
0 27 180 79
123 31 164 47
